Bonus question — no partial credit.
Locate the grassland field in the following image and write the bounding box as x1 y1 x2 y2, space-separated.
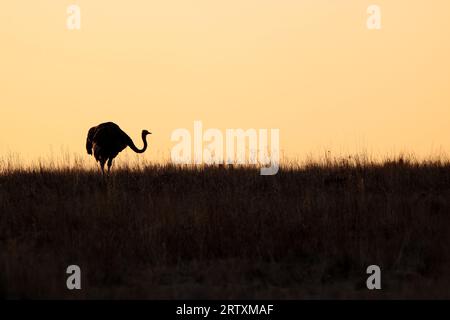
1 156 449 299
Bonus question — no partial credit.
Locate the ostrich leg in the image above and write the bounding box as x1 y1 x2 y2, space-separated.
107 158 113 173
99 158 106 175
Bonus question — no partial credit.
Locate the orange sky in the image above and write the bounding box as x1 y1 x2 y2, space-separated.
1 1 450 165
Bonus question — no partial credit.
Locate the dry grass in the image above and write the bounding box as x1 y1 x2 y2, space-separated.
1 156 449 299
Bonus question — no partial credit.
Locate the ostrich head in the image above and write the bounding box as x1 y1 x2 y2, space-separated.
142 130 152 136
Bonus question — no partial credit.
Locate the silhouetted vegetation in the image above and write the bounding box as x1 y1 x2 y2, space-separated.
1 157 449 299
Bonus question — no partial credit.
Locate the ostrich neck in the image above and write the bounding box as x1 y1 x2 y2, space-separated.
128 133 148 154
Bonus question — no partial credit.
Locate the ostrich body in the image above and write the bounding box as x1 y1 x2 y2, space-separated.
86 122 151 173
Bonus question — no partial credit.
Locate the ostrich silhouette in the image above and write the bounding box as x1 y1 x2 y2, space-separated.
86 122 151 174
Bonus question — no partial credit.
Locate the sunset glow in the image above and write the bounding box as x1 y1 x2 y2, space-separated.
1 1 450 164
